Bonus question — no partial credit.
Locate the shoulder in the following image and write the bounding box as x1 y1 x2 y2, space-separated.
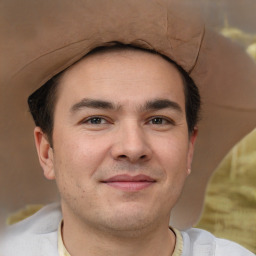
181 228 255 256
0 203 62 256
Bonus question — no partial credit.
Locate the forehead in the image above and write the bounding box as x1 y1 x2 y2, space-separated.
62 47 183 81
56 47 185 109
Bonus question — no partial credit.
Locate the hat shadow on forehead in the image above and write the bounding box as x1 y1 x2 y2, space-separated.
0 0 256 230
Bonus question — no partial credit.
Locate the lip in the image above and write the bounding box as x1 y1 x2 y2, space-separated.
102 174 156 191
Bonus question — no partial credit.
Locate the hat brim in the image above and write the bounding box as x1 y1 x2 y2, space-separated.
0 0 256 230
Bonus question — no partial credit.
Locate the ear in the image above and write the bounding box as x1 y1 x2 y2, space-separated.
34 127 55 180
186 127 198 174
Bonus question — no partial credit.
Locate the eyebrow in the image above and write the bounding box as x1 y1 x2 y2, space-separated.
70 98 182 113
142 99 182 113
70 98 117 112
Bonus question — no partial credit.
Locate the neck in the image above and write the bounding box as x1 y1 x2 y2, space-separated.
61 213 176 256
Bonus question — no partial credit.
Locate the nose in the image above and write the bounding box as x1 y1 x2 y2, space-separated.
110 122 152 163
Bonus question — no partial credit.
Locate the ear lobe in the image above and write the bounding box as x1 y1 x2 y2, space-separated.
187 127 198 173
34 127 55 180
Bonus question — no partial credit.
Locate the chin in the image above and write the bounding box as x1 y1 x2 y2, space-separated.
99 205 159 234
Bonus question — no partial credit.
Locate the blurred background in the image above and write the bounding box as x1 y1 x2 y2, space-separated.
196 129 256 253
1 0 256 253
189 1 256 252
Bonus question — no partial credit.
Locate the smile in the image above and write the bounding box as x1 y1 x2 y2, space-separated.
102 174 156 191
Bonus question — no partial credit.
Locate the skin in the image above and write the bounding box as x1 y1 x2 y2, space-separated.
34 48 197 256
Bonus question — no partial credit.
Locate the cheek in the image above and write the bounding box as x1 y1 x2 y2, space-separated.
155 134 189 169
52 138 103 204
52 131 110 182
154 134 189 193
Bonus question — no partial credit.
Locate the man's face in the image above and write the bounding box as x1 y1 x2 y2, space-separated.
37 48 197 232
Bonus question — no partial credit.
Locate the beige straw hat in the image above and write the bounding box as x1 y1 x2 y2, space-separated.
1 0 256 230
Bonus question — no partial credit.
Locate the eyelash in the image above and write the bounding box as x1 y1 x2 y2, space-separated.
82 116 112 125
147 116 175 125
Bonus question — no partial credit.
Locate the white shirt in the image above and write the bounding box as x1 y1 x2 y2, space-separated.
0 203 254 256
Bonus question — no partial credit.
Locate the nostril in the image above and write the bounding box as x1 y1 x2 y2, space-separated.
140 155 146 159
119 155 127 159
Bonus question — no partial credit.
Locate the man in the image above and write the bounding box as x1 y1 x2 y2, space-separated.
1 1 256 255
1 45 254 256
30 45 199 255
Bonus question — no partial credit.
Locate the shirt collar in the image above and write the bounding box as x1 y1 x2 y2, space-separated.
58 220 183 256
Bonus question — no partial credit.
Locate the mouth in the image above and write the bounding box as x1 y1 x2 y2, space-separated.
101 174 156 191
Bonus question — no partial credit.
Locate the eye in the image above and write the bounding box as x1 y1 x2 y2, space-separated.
150 117 165 125
148 117 174 125
82 116 109 125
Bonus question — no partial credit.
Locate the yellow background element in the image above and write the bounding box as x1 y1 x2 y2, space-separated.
196 129 256 253
220 23 256 62
196 25 256 254
6 204 43 226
